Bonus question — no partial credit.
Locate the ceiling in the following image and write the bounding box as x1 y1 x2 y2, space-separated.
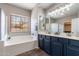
9 3 53 10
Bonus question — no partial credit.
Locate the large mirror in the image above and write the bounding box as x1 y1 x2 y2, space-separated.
38 4 79 36
38 15 79 36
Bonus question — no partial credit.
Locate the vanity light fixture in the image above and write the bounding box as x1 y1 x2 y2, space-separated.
66 7 70 11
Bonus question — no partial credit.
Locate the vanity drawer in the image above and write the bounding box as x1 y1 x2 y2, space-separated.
51 36 59 42
38 34 45 39
67 46 79 56
68 39 79 47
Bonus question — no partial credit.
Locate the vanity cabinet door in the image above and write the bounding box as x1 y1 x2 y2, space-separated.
59 38 69 56
50 37 63 56
38 34 45 50
51 42 63 56
67 46 79 56
68 39 79 47
66 39 79 56
44 36 51 54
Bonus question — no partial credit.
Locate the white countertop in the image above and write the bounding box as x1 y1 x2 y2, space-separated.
38 32 79 40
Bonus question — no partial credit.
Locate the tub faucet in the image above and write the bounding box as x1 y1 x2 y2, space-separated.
8 37 11 40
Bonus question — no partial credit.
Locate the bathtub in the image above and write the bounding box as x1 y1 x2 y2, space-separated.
4 35 38 56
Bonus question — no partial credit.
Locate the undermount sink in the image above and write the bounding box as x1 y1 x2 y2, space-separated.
54 32 60 35
66 33 72 37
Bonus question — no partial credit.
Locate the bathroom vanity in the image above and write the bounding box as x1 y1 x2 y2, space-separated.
38 33 79 56
38 7 79 56
38 17 79 56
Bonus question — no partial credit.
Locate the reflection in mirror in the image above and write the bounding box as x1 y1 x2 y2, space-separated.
64 17 71 33
72 18 79 36
38 16 45 32
50 18 60 34
45 18 49 33
50 23 59 34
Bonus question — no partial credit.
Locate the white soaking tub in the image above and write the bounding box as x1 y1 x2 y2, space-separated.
4 35 38 56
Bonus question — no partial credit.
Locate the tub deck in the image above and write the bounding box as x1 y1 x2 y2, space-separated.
3 35 38 56
4 35 35 46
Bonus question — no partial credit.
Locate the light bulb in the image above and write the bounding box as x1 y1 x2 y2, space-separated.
66 7 70 11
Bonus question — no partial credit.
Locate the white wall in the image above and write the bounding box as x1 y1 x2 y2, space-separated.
31 6 45 39
0 5 4 56
1 9 6 41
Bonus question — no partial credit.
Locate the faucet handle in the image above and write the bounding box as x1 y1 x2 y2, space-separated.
8 37 11 40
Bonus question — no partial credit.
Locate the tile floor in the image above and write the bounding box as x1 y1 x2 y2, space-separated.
17 48 49 56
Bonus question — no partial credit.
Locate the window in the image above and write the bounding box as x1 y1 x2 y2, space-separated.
10 15 30 33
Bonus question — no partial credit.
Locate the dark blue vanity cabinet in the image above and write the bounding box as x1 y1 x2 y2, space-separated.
44 36 51 54
38 34 45 50
66 39 79 56
38 34 79 56
58 37 69 56
66 46 79 56
50 37 63 56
